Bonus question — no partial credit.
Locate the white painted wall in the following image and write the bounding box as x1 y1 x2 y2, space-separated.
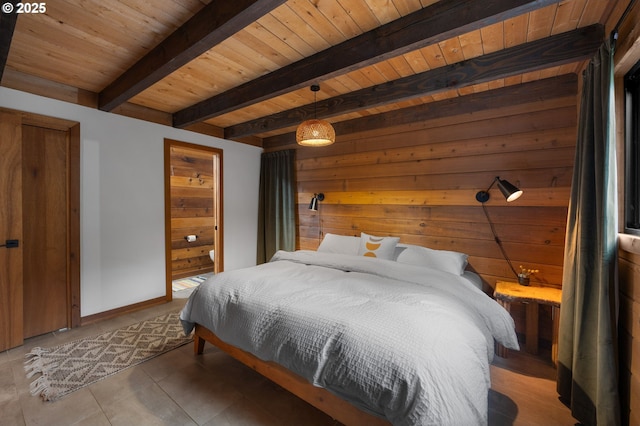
0 87 262 316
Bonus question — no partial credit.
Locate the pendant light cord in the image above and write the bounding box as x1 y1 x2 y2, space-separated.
311 84 319 119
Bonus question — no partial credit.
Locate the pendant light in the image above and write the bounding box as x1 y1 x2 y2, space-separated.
296 85 335 147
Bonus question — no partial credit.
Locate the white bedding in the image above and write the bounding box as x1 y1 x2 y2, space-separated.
180 250 519 426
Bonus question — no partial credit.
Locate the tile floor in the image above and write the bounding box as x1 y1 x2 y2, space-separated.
1 295 574 425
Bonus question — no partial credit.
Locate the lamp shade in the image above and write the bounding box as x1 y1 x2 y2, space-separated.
296 119 335 147
309 193 324 211
475 177 523 203
309 196 319 211
497 178 523 202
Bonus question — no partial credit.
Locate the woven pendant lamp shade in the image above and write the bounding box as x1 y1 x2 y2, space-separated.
296 118 335 146
296 84 335 147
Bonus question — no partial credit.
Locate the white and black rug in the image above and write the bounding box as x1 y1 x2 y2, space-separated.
24 312 192 402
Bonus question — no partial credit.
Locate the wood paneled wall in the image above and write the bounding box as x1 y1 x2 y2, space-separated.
266 75 577 348
292 75 576 293
168 144 216 279
613 2 640 422
619 243 640 426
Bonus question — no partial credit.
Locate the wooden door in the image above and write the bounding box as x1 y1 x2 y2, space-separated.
0 108 80 350
22 125 69 338
0 111 24 351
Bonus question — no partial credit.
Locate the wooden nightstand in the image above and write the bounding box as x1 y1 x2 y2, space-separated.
493 281 562 365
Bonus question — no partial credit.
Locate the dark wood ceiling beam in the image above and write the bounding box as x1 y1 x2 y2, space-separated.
227 24 603 139
98 0 287 112
262 73 579 150
0 1 20 83
173 0 556 127
173 0 559 128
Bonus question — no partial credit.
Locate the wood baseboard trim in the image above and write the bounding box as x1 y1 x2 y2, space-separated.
80 296 167 326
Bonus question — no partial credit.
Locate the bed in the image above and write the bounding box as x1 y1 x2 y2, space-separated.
180 233 519 425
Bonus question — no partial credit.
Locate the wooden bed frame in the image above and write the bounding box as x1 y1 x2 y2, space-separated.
194 324 390 426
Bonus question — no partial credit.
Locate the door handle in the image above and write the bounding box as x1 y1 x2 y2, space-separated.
0 240 19 248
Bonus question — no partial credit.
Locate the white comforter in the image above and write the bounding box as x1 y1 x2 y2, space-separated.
180 250 519 425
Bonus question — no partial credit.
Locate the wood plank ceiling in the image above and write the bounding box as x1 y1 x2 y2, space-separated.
0 0 621 147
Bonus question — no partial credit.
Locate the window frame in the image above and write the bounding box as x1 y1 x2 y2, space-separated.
625 60 640 236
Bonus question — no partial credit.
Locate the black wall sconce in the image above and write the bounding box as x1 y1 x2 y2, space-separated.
309 193 324 211
475 177 523 279
475 176 523 203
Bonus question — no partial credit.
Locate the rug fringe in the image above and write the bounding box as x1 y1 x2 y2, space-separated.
24 347 57 401
24 348 53 376
28 376 52 399
24 348 43 376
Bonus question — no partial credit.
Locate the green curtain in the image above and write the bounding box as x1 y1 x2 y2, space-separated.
257 149 296 264
556 40 620 426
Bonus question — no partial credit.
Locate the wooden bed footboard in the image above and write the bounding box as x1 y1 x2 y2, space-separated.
193 324 390 426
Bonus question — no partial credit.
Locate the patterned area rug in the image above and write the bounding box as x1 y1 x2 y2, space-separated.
24 312 192 402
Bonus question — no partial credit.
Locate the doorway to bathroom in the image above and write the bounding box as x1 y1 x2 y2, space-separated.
164 139 223 300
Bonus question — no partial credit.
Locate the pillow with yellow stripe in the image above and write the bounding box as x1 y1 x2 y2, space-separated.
358 232 400 260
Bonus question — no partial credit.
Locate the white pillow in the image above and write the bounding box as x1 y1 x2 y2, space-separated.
393 243 410 260
358 232 400 260
396 245 468 275
462 271 483 289
317 233 360 256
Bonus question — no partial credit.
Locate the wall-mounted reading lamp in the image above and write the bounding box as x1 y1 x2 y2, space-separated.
475 176 523 203
475 177 523 279
309 193 325 211
309 193 325 241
